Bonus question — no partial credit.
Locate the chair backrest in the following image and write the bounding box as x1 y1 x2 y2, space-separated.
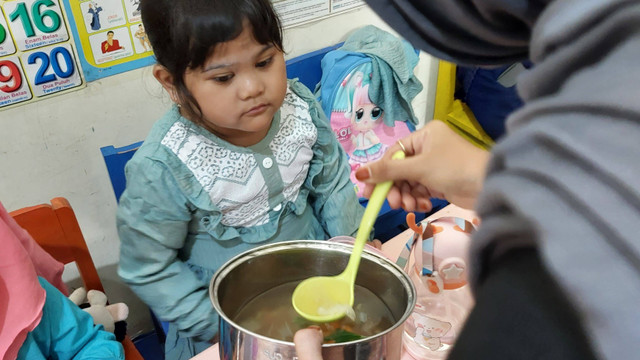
285 43 342 90
10 197 145 359
101 141 144 202
10 197 104 293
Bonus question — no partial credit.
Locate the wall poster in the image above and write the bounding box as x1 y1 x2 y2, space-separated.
273 0 365 28
0 0 84 109
62 0 153 82
0 0 366 110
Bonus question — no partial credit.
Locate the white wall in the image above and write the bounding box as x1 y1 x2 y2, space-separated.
0 5 437 336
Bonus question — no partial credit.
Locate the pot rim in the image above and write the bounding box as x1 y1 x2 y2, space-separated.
209 240 417 348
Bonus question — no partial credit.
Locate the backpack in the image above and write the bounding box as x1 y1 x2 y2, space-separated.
316 26 422 196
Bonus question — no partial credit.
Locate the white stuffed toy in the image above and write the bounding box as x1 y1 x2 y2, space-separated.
69 287 129 340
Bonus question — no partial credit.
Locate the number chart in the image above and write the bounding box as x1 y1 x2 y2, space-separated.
0 0 83 109
62 0 154 82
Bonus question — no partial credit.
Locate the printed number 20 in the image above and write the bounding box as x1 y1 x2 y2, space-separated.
9 0 61 37
28 46 74 85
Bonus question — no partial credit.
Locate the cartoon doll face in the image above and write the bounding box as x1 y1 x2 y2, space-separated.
352 103 383 132
350 83 383 132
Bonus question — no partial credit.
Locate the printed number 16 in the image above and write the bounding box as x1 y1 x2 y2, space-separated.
9 0 61 37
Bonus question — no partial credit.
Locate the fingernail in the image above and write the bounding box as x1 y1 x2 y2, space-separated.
355 167 370 181
309 325 323 333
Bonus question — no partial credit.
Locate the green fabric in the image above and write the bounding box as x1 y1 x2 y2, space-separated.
117 79 365 359
340 25 423 126
17 278 124 360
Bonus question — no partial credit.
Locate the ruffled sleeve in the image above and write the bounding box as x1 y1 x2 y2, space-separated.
290 80 367 238
117 154 217 342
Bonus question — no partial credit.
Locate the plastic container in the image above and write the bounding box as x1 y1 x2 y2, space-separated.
397 216 476 359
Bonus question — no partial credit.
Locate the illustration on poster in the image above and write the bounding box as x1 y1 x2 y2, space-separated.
101 30 124 53
134 24 151 52
88 2 103 31
131 0 141 17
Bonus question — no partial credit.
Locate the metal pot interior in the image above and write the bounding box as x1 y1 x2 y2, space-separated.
210 241 415 340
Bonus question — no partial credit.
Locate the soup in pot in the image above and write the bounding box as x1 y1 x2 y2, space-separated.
233 281 395 343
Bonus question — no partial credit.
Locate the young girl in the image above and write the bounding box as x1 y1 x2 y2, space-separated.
116 0 366 358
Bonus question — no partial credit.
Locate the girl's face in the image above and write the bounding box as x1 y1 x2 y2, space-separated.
182 23 287 147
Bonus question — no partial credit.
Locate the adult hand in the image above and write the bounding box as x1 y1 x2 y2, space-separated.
294 326 324 360
355 120 489 210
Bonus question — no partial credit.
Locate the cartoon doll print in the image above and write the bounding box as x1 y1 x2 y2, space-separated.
349 77 386 163
412 314 452 351
101 31 124 53
88 2 103 31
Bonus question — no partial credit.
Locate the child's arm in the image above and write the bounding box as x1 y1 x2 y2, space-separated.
18 277 124 360
117 159 217 342
292 81 366 238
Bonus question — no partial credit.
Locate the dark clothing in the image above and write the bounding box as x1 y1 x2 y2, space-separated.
448 248 598 360
365 0 640 358
455 64 529 140
365 0 547 66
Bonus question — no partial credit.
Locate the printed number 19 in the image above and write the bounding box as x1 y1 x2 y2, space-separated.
0 61 23 93
28 46 74 85
9 0 61 37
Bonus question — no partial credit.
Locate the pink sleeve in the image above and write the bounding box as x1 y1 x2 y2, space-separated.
0 202 68 295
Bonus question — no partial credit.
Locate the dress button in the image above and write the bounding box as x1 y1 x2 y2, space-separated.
273 204 282 212
262 157 273 169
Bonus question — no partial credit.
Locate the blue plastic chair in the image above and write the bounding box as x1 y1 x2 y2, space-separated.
100 141 143 201
285 43 342 91
101 141 170 347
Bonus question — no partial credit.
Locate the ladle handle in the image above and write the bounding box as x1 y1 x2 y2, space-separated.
344 151 406 284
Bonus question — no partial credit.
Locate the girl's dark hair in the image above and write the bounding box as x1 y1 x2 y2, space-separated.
140 0 283 120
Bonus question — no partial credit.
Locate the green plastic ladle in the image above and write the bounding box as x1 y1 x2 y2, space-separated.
292 151 406 322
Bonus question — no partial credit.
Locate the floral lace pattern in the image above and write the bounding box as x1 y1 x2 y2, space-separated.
161 87 317 227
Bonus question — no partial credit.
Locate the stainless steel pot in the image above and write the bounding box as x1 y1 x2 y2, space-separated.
209 240 416 360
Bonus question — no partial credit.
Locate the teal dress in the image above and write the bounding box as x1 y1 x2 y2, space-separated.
17 278 124 360
117 80 365 360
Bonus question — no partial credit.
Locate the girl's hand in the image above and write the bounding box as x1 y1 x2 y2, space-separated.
355 120 490 211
